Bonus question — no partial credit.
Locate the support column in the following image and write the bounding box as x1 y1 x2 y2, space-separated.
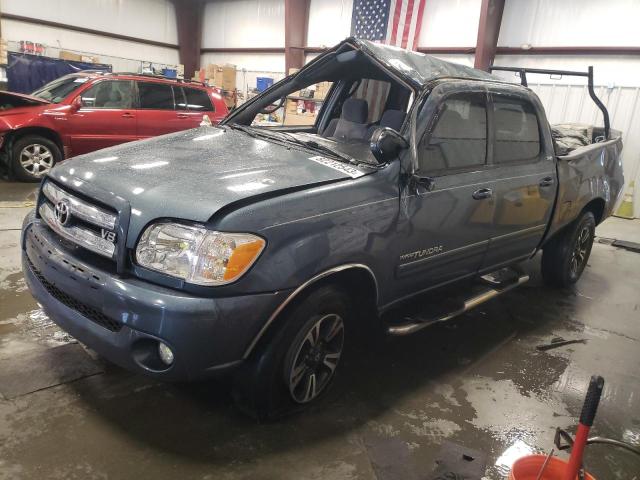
474 0 505 71
172 0 204 79
284 0 310 73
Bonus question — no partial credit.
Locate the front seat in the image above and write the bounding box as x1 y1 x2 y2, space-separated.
322 98 369 141
103 89 123 108
367 109 406 138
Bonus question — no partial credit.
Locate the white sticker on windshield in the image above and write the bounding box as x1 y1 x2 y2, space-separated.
308 156 366 178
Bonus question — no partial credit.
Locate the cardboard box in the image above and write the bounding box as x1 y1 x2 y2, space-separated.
314 81 331 100
284 112 316 126
204 63 236 91
81 55 100 64
59 50 82 62
204 63 217 80
221 64 236 91
285 99 298 114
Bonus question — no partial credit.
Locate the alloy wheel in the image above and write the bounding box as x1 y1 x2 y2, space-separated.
20 144 54 177
288 313 344 404
570 225 591 277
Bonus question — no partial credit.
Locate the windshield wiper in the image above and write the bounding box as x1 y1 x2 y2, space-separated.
272 132 358 164
227 124 375 167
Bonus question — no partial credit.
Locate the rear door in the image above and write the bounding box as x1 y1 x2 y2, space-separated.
179 86 217 127
479 90 556 272
66 80 137 155
397 90 495 294
134 81 183 138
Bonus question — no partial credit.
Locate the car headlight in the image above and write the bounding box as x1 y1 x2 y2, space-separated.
135 222 265 286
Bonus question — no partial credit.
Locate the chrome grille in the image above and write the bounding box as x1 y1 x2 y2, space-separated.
40 181 118 259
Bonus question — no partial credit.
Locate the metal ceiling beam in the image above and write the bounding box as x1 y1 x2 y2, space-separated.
172 0 204 79
285 0 310 73
2 13 178 50
474 0 505 71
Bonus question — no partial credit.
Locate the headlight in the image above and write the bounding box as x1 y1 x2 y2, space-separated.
135 222 265 286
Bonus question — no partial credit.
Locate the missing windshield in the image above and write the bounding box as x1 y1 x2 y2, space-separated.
225 44 413 167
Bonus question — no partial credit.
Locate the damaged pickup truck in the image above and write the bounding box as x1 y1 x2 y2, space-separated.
21 38 624 418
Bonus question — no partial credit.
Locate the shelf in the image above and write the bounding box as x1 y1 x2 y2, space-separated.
287 95 325 102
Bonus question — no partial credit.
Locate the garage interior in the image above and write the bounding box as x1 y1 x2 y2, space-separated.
1 0 640 478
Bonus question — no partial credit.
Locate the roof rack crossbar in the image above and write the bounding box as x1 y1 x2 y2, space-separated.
489 65 610 139
113 72 206 86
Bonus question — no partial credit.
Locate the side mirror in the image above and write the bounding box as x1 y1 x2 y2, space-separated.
370 127 408 164
70 96 82 112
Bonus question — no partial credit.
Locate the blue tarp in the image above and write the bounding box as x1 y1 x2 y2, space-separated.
6 52 112 94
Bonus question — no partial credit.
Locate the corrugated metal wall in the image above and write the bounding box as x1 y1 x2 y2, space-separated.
0 0 180 67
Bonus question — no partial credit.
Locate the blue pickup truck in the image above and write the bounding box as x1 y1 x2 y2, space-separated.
21 38 624 418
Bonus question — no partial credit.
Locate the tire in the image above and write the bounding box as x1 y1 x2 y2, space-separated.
11 135 61 182
232 285 350 420
541 211 596 288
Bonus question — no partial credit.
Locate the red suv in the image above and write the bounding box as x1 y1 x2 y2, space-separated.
0 72 228 181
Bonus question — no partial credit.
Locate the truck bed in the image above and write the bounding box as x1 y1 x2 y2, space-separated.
547 127 624 239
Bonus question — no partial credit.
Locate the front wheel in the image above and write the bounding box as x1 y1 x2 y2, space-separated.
541 211 596 287
11 135 61 182
232 286 349 419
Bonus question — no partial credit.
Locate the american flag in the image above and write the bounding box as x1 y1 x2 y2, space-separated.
351 0 427 51
350 0 426 121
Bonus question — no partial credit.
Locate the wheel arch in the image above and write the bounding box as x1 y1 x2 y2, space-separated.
6 127 64 157
242 263 379 359
582 197 606 225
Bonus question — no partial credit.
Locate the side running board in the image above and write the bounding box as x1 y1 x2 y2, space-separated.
387 270 529 336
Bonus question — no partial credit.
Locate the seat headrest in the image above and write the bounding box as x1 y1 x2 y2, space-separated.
341 98 368 123
379 110 405 131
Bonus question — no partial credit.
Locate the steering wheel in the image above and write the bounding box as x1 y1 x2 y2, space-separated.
260 97 285 114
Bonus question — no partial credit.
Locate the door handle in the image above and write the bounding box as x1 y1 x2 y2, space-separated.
177 113 189 119
121 112 135 118
472 188 493 200
539 176 555 187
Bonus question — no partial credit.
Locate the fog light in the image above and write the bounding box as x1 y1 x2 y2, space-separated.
158 342 174 365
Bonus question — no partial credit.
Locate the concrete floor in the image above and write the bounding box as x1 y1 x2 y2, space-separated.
1 177 639 479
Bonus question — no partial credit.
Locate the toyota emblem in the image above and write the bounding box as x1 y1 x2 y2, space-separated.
54 200 71 226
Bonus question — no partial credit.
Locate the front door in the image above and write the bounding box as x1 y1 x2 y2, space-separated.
479 92 556 272
395 91 495 296
67 80 137 156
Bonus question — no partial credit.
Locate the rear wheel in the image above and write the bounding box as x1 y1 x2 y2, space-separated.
232 285 349 420
11 135 61 182
541 211 596 287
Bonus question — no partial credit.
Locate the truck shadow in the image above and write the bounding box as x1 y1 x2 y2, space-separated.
65 256 606 466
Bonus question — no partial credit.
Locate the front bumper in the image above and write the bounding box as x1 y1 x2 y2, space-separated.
21 216 291 381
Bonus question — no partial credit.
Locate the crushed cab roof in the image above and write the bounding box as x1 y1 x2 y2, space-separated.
345 37 499 87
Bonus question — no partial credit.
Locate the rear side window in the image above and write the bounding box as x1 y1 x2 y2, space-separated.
493 98 540 163
80 80 133 109
184 88 214 112
137 82 175 110
419 92 487 173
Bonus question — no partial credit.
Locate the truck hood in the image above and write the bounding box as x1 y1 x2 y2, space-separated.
50 126 369 233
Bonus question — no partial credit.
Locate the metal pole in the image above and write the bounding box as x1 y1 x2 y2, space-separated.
586 66 610 139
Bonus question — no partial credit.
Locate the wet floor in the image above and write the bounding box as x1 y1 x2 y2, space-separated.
1 177 639 479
